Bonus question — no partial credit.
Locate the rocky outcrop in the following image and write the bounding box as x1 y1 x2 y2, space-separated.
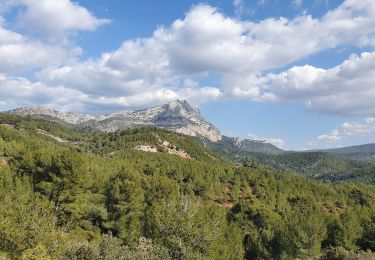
9 100 222 142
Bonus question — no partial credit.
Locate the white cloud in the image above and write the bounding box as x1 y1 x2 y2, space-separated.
0 23 74 73
248 133 285 148
59 1 375 77
0 0 109 74
36 1 375 111
224 0 375 101
0 74 87 110
1 0 375 114
0 4 224 112
4 0 109 43
317 133 341 142
90 87 222 108
249 51 375 116
37 5 246 99
0 71 222 113
316 118 375 144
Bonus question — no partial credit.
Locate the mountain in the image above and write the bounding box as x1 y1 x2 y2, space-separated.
9 100 285 153
9 100 222 142
9 100 375 183
317 143 375 163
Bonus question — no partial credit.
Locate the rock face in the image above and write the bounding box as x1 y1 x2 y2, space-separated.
204 135 286 155
229 137 285 154
9 100 223 142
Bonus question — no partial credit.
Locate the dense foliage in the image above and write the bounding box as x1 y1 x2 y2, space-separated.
1 113 375 259
321 144 375 163
210 144 375 184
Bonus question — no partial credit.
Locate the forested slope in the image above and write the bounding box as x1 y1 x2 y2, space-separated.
209 144 375 184
319 143 375 163
1 113 375 259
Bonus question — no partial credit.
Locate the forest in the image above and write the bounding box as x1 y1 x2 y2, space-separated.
0 113 375 259
212 148 375 184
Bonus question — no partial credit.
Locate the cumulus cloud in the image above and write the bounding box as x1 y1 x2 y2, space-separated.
0 74 87 111
0 24 76 73
0 3 224 111
0 0 109 74
3 0 109 43
90 87 222 108
223 0 375 101
251 51 375 116
0 72 222 113
37 5 246 100
316 118 375 144
248 133 285 148
34 1 375 111
1 0 375 115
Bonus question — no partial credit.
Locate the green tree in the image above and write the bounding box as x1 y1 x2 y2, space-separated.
105 168 145 245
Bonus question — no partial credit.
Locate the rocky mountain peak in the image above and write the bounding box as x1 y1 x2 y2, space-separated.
166 100 200 115
8 100 223 142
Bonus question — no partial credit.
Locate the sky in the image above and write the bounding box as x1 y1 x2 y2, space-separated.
0 0 375 150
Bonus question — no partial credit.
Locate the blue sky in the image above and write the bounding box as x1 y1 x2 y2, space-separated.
0 0 375 150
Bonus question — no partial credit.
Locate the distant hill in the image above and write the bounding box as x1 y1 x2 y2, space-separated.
316 143 375 163
211 147 375 184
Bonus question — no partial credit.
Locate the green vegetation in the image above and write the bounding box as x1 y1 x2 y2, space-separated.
318 143 375 163
210 145 375 184
1 113 375 259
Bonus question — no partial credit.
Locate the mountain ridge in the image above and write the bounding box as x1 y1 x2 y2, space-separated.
8 100 283 154
2 110 374 184
8 101 375 160
9 100 223 142
313 143 375 163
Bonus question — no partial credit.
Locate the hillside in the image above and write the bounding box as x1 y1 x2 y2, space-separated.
201 133 375 184
1 113 375 259
211 144 375 184
318 143 375 163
